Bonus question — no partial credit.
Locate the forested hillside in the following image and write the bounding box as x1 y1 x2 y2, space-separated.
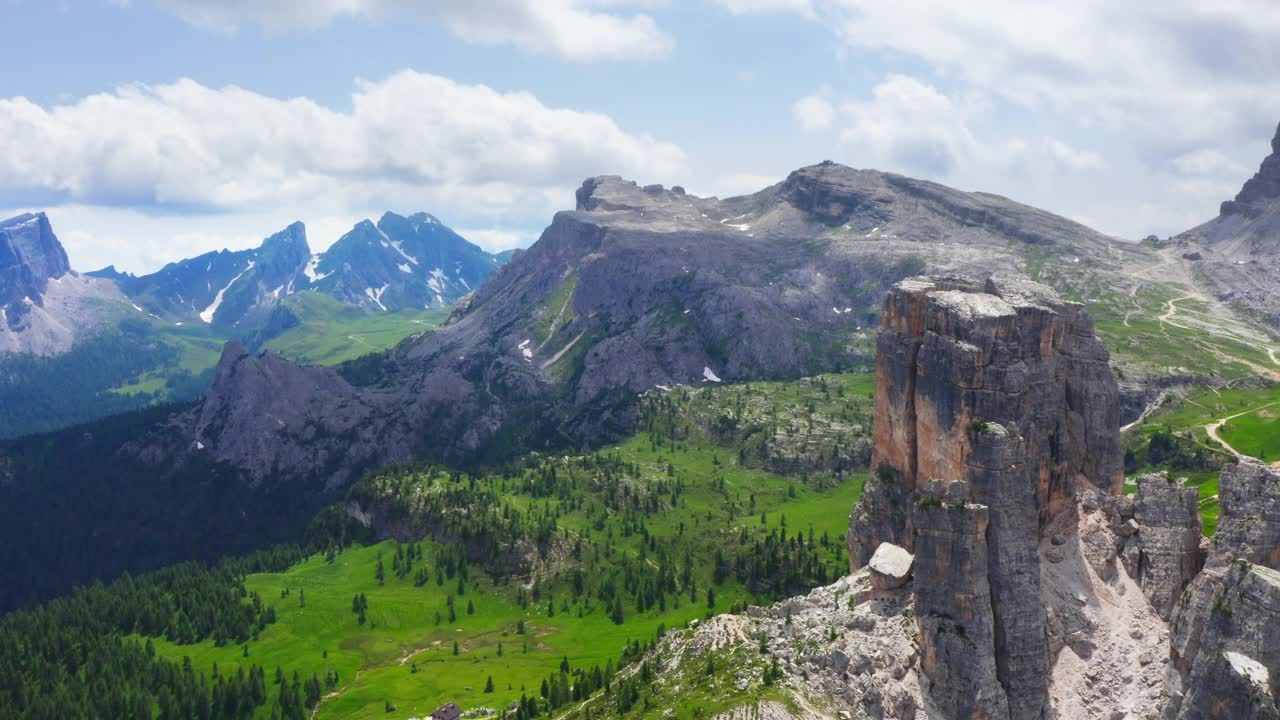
0 373 872 719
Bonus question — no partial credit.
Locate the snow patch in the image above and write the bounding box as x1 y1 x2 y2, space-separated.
399 263 413 274
518 338 533 361
364 284 390 311
303 255 330 283
427 267 448 295
702 366 722 383
832 307 853 315
655 385 672 392
199 261 255 323
131 303 144 312
378 225 420 266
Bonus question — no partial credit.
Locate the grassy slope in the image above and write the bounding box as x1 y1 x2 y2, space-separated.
109 295 448 397
263 292 452 366
1121 383 1280 535
147 374 873 720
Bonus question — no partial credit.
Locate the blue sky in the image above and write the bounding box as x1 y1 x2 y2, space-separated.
3 0 1280 273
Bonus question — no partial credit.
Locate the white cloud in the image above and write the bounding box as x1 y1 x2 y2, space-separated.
0 71 685 272
785 1 1280 152
152 0 673 61
834 75 977 177
792 94 834 131
0 70 686 214
457 228 534 253
716 0 814 15
726 1 1280 238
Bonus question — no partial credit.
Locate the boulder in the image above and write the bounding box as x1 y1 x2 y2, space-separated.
868 543 913 591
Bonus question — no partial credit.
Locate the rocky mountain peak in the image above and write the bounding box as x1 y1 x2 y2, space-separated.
0 212 72 308
1221 121 1280 216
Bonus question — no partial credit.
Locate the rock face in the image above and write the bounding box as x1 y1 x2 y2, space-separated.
185 341 411 490
911 480 1012 719
0 212 127 355
1117 472 1204 620
852 275 1122 567
1165 461 1280 719
1176 121 1280 325
849 275 1125 719
0 212 69 308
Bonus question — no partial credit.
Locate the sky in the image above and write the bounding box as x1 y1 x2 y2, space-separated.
3 0 1280 274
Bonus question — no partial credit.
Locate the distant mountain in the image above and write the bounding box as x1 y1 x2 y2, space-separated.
0 212 129 355
109 221 310 330
0 210 490 440
305 211 501 312
1175 122 1280 324
106 212 504 331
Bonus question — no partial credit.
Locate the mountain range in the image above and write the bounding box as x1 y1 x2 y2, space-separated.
0 210 508 438
3 136 1280 618
86 210 505 331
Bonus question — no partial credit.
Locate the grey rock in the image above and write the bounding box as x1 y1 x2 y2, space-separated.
911 480 1012 719
1124 472 1204 619
850 274 1122 566
867 542 913 591
1165 461 1280 719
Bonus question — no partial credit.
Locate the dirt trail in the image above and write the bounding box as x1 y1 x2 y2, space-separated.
1204 401 1280 460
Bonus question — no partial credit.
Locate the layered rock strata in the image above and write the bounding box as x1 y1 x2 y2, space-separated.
850 275 1120 719
1117 472 1204 619
1164 461 1280 719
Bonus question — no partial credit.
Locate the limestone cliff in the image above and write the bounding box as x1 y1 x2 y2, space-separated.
851 275 1122 567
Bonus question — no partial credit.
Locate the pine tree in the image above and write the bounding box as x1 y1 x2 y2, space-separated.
484 676 495 693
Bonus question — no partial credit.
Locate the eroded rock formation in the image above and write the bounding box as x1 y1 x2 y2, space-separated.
1116 472 1204 620
851 275 1122 566
1164 461 1280 719
850 275 1120 718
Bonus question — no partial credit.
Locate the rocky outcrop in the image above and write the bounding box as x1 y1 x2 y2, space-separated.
0 212 69 309
1176 121 1280 325
1210 461 1280 567
1221 122 1280 216
1117 472 1204 619
179 340 413 490
852 275 1122 567
911 479 1011 719
867 542 913 592
849 275 1126 719
1164 461 1280 719
0 212 127 356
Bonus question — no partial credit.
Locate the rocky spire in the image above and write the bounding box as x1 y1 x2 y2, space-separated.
1221 121 1280 216
850 274 1123 719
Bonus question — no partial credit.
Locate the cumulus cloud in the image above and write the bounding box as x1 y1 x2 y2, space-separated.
152 0 674 61
0 71 686 271
833 75 977 177
786 1 1280 152
0 71 687 214
792 94 834 131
